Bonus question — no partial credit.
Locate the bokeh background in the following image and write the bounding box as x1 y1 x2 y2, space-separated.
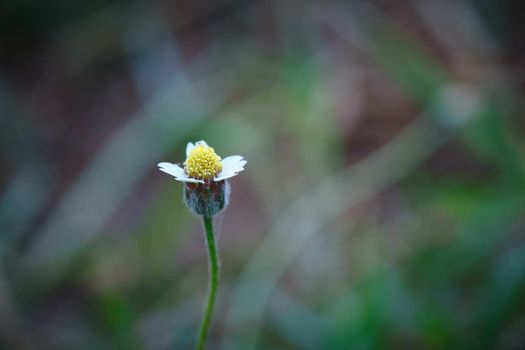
1 0 525 349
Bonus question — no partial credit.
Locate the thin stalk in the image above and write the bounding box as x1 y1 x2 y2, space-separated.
196 215 220 350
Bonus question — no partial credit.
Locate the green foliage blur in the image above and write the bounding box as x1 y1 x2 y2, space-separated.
1 0 524 349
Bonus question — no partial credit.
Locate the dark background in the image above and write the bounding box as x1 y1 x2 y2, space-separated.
1 0 525 349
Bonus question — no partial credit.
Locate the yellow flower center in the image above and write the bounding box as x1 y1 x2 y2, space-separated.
184 144 222 179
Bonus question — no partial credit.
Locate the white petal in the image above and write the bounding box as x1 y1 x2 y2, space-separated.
221 155 244 166
220 165 245 178
173 175 204 184
158 162 185 177
186 142 195 157
214 156 246 181
222 159 247 171
158 162 204 183
221 156 247 172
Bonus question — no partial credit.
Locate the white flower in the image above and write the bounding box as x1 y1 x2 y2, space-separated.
158 140 247 184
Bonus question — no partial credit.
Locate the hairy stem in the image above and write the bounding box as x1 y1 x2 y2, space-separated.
196 216 220 350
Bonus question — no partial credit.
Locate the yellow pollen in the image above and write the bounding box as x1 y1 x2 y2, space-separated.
184 144 222 179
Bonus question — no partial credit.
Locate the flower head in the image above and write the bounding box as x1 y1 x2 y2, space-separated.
157 140 246 216
158 140 246 184
184 143 222 179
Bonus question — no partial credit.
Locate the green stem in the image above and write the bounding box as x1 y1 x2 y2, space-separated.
196 216 220 350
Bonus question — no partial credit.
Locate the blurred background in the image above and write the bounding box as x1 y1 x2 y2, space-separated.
1 0 525 349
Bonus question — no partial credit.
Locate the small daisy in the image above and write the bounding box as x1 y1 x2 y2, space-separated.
158 141 246 348
158 140 247 184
